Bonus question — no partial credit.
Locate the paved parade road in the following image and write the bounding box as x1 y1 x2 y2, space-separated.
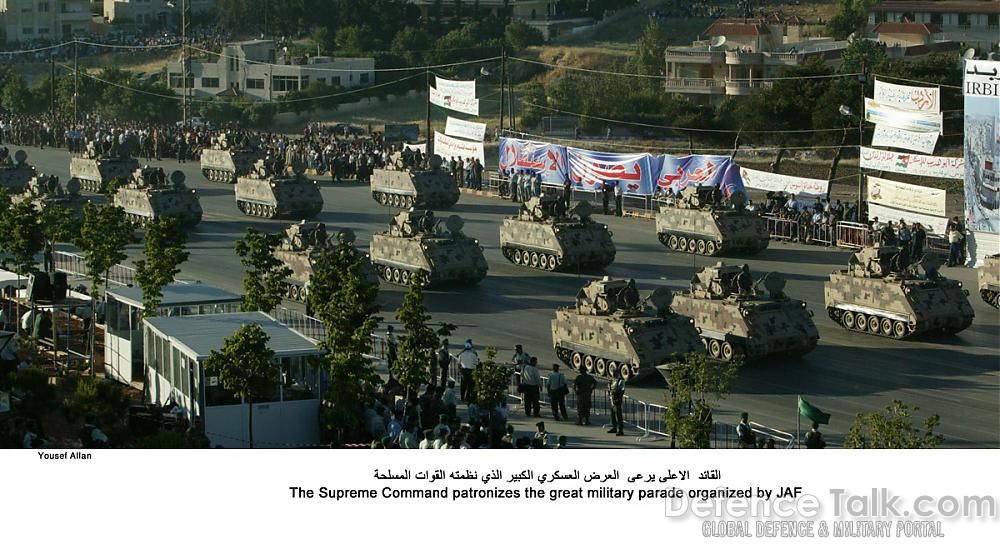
14 145 1000 447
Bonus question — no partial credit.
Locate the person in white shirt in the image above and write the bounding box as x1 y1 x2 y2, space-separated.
456 340 478 402
418 429 435 449
520 357 542 417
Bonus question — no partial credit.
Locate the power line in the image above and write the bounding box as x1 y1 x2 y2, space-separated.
873 73 962 90
75 40 183 50
508 56 862 82
502 129 854 153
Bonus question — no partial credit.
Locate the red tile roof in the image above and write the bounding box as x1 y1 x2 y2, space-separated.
704 20 771 36
786 15 807 25
874 21 942 35
872 1 1000 14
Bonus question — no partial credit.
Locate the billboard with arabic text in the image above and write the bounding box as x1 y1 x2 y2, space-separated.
498 138 568 186
567 148 657 194
655 155 745 197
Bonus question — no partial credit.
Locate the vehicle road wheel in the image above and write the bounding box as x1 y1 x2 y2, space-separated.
880 317 893 336
530 252 540 268
678 237 688 252
595 358 607 377
391 268 401 283
842 311 855 329
620 364 633 381
668 235 679 250
706 241 717 255
547 255 558 271
400 270 411 284
697 239 707 254
583 355 595 373
513 250 523 265
893 320 907 338
607 361 619 379
537 254 549 270
571 352 583 371
708 339 722 359
382 266 393 282
855 313 868 332
721 341 735 361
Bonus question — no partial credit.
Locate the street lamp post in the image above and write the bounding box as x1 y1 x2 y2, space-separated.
840 104 865 223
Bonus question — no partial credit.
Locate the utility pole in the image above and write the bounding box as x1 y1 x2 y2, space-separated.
74 40 79 123
181 0 190 127
499 46 506 135
426 69 433 160
857 60 868 223
50 52 56 117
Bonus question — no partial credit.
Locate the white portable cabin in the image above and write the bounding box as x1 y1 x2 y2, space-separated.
143 312 324 448
104 284 242 386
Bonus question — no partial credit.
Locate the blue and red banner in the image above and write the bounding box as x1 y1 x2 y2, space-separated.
497 138 745 196
498 138 568 186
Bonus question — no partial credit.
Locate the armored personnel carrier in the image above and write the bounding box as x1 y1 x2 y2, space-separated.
551 277 703 381
200 133 260 183
235 159 322 220
369 209 487 287
11 174 85 219
0 150 36 192
371 153 459 209
979 254 1000 309
113 167 202 227
274 221 379 301
824 246 975 338
499 196 616 272
655 186 768 256
69 141 140 193
669 263 819 361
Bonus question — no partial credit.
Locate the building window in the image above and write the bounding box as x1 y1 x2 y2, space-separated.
331 76 341 86
989 14 999 27
271 75 300 92
317 77 326 85
22 28 34 35
168 73 194 88
38 2 50 12
360 73 370 84
38 28 50 35
300 75 309 87
246 78 265 89
201 77 220 88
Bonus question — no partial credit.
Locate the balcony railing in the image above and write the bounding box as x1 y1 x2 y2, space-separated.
664 77 724 88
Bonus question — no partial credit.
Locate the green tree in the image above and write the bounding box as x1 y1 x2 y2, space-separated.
313 26 338 55
827 0 879 39
0 199 44 277
630 19 666 88
39 202 82 273
337 25 376 55
518 81 547 130
134 217 190 318
662 353 741 448
393 271 444 418
203 323 277 448
391 26 433 66
235 228 292 313
472 346 513 422
845 400 944 449
504 20 544 51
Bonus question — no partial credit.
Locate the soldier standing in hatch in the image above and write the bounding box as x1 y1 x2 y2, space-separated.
734 264 753 295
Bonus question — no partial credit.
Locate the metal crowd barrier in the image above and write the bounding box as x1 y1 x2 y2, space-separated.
54 251 136 288
765 215 800 241
835 221 871 249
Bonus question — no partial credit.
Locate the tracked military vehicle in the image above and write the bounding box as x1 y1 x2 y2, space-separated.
0 150 36 192
979 254 1000 309
113 167 202 227
669 263 819 361
551 277 703 381
235 159 322 220
655 187 768 256
11 174 85 219
500 196 615 271
274 221 379 301
371 153 459 209
200 133 260 183
369 209 487 287
69 141 140 193
824 246 975 338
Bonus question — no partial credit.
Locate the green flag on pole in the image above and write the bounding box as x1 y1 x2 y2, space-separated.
798 396 831 425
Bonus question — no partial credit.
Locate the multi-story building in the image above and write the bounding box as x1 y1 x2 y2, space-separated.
165 40 375 100
102 0 215 26
0 0 91 43
869 1 1000 50
664 15 958 105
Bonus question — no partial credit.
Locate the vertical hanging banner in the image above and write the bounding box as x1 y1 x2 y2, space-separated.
655 155 746 197
864 98 943 134
566 148 657 194
435 76 477 100
434 131 484 163
445 117 487 141
860 147 964 179
429 86 480 116
871 124 940 154
873 79 941 112
498 137 568 186
963 59 1000 264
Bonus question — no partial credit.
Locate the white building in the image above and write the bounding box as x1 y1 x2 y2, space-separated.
102 0 215 25
869 1 1000 50
0 0 91 44
143 311 324 448
166 39 375 100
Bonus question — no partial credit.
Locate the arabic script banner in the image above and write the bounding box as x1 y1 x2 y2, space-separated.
498 137 568 186
434 131 484 163
435 77 477 101
870 124 939 154
445 117 487 141
867 202 948 233
873 79 941 113
865 98 943 134
738 167 829 198
860 147 964 180
866 175 946 217
567 148 657 194
963 59 1000 244
429 85 480 116
655 155 745 197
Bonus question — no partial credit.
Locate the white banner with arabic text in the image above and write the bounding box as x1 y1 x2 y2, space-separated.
873 79 941 113
445 117 487 141
434 131 484 163
435 77 477 101
866 175 946 217
867 202 948 233
429 86 480 116
860 148 964 180
865 98 943 134
738 167 829 198
871 124 939 154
